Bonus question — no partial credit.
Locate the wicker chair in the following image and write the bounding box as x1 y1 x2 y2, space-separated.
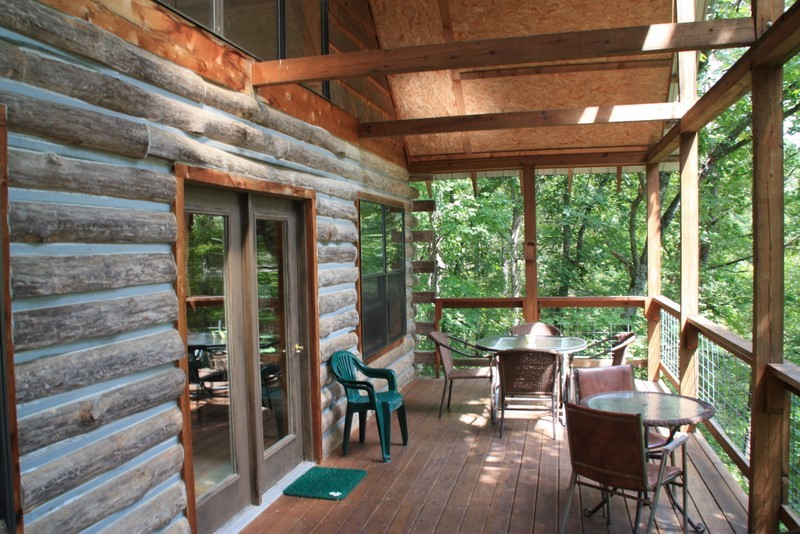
574 365 669 452
429 331 495 419
560 403 689 533
496 349 561 438
510 321 562 336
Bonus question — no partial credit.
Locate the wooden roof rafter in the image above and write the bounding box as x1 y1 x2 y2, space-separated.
252 18 755 86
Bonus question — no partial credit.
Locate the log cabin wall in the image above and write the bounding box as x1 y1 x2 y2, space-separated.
0 0 416 531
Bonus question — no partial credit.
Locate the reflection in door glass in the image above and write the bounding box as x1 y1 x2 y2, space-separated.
185 213 235 497
256 219 290 450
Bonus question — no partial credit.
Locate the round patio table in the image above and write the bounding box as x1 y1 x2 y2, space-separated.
475 335 587 353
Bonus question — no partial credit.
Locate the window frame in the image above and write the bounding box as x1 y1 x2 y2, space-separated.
357 196 407 361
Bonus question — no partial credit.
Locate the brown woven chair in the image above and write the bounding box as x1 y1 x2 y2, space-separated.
496 349 561 438
510 321 562 336
560 403 688 533
574 365 669 451
429 331 494 419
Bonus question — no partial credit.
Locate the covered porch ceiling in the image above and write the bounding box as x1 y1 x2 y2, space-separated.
251 0 767 177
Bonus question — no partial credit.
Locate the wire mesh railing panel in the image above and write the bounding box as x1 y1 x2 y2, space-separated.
789 395 800 515
697 334 751 463
661 310 680 380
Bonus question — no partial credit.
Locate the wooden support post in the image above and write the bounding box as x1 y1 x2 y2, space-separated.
677 0 699 399
433 299 443 378
645 162 662 383
522 166 539 322
749 2 785 530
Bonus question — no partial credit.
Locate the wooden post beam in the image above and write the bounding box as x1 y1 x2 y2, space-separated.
646 162 662 383
522 166 538 322
253 19 754 86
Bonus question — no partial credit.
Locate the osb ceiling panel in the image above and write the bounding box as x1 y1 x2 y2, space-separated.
367 0 677 163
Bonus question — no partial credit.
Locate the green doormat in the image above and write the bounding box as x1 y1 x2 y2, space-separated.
283 467 367 501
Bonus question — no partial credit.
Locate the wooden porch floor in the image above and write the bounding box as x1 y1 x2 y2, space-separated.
243 376 748 533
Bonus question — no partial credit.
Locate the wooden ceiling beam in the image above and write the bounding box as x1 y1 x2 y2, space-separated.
648 0 800 163
253 19 754 86
359 102 687 137
459 58 674 80
408 151 650 175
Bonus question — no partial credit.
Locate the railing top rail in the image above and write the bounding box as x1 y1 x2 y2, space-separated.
768 363 800 398
652 295 680 318
434 297 524 308
539 296 646 308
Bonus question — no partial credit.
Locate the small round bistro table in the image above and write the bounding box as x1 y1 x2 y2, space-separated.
475 335 587 353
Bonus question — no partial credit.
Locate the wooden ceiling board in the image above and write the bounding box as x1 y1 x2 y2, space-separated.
404 132 466 156
460 69 671 114
467 122 666 153
368 0 446 47
448 0 673 40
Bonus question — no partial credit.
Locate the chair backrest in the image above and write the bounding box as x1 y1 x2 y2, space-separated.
428 331 456 377
574 364 635 401
330 351 365 403
497 349 560 396
565 403 648 492
610 332 637 366
510 322 562 336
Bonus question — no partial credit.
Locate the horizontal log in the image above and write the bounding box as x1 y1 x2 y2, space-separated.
13 290 178 351
317 244 358 265
411 200 436 212
25 444 183 534
159 517 192 534
9 201 177 245
11 253 176 298
317 220 358 243
414 350 435 365
411 231 435 243
22 408 183 512
319 332 358 362
0 89 149 159
319 289 358 316
7 148 176 203
15 330 184 403
97 480 187 534
412 260 435 274
318 267 358 288
319 310 360 339
17 367 185 455
415 321 435 336
412 291 436 304
315 197 358 223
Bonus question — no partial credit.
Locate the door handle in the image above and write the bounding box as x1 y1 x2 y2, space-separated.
295 344 304 353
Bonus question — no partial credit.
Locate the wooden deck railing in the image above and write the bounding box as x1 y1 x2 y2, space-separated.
418 294 800 530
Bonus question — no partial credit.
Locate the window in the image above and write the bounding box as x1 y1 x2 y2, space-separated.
159 0 328 95
359 200 406 358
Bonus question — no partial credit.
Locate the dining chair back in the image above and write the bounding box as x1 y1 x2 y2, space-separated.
560 403 688 533
510 321 562 336
330 350 408 462
496 349 561 438
429 331 493 419
574 365 668 451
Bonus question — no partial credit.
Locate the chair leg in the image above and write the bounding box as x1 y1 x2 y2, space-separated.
438 378 448 418
342 410 353 456
499 396 505 438
358 411 367 443
558 471 578 534
377 402 391 462
447 380 454 411
633 492 643 533
398 403 409 446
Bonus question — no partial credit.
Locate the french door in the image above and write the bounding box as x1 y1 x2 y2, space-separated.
184 187 307 533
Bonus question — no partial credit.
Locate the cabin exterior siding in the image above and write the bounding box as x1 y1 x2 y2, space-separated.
0 0 416 530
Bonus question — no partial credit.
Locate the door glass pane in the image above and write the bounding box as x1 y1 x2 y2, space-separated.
185 213 236 498
255 219 291 450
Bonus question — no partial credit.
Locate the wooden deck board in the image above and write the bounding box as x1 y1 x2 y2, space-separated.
243 376 748 533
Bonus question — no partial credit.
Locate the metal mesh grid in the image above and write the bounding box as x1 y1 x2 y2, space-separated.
697 334 751 461
789 395 800 515
660 310 680 380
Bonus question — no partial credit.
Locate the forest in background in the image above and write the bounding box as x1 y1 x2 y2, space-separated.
411 0 800 363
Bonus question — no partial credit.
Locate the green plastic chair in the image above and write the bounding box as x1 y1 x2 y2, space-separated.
330 350 408 462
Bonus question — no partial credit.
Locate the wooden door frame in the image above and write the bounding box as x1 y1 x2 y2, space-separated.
174 164 320 530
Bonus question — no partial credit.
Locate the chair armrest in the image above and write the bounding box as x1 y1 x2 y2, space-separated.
352 357 399 390
661 432 689 454
580 335 617 357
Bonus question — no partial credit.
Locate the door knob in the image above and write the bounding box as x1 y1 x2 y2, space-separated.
295 344 304 352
